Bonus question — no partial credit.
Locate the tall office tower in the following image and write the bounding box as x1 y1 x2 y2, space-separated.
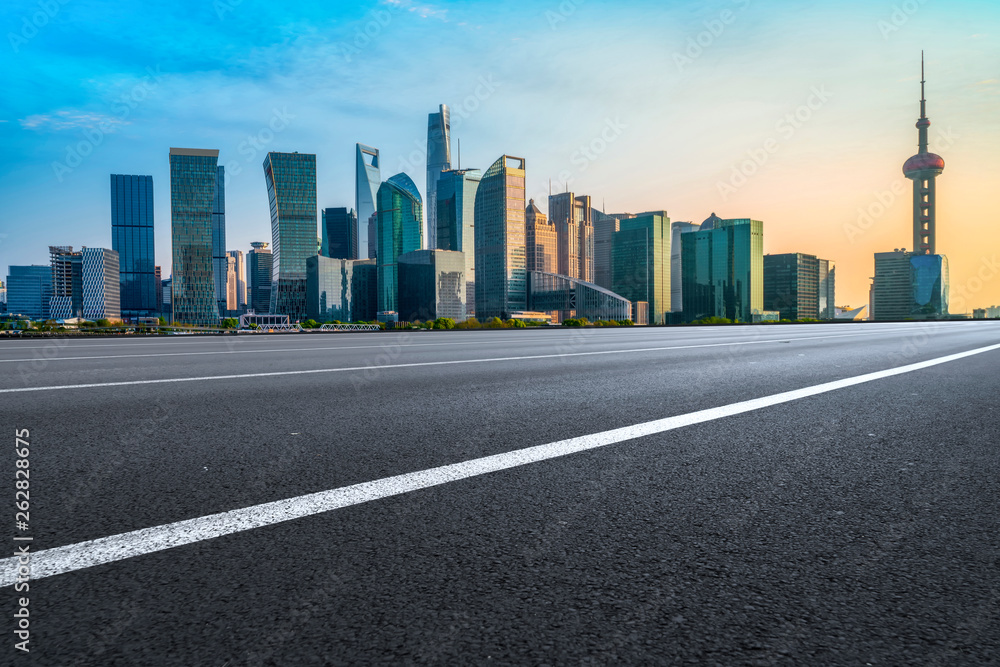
526 200 557 274
154 266 162 315
321 207 359 260
48 246 82 318
264 152 317 321
548 192 594 282
593 209 620 290
169 148 221 326
818 259 836 319
376 173 423 315
474 155 527 320
356 144 381 259
670 221 699 313
226 250 246 311
306 256 378 323
426 104 452 250
5 266 52 319
367 213 378 261
611 211 671 324
111 174 156 318
680 214 764 323
872 250 915 320
211 166 227 317
225 255 237 312
437 168 480 315
763 253 821 321
247 242 273 313
81 247 120 320
397 249 466 322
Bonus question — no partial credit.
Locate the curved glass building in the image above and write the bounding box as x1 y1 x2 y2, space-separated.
426 104 451 250
355 144 381 260
527 271 632 322
264 152 317 321
376 173 423 315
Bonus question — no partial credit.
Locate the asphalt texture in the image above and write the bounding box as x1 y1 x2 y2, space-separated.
1 321 999 666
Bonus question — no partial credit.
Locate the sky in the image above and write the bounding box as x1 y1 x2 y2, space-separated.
1 0 998 311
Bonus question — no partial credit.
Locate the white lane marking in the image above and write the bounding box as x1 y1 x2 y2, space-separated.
3 342 998 587
0 330 935 393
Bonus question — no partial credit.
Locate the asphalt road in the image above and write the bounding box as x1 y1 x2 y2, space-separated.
1 322 999 666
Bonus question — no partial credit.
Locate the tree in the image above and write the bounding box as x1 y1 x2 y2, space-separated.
434 318 456 330
96 319 111 328
221 318 239 329
301 319 319 329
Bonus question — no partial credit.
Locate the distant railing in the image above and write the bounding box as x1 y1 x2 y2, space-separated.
319 324 382 332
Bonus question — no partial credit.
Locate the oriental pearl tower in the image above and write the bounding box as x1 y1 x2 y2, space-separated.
902 52 945 256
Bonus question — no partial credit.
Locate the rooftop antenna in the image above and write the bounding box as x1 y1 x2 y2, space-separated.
457 138 461 170
920 50 927 119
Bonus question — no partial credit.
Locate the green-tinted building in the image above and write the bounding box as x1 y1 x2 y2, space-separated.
306 256 377 323
376 173 423 315
474 156 527 320
264 152 317 322
437 168 480 315
681 215 763 323
169 147 221 326
763 253 821 321
397 249 466 322
610 211 671 324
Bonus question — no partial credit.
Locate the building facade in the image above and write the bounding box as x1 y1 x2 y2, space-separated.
247 242 272 313
226 250 246 313
611 211 672 324
376 173 423 315
169 148 220 326
397 249 466 322
48 246 83 319
670 221 699 314
306 256 377 323
355 144 381 260
211 166 227 317
872 250 914 320
437 168 480 315
818 259 836 319
426 104 451 250
593 209 623 290
264 152 317 321
474 155 527 320
549 192 594 283
111 174 157 318
763 253 821 321
681 215 764 323
321 207 358 260
82 247 121 320
527 271 632 323
526 199 557 275
5 265 52 320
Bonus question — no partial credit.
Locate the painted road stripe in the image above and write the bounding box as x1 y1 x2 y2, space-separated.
0 330 929 393
3 341 999 587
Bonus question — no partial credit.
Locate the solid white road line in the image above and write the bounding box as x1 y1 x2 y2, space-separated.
0 329 932 393
3 341 999 587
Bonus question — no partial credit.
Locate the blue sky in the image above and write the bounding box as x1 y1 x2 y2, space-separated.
2 0 999 308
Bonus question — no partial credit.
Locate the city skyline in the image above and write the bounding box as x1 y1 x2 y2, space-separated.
2 1 999 311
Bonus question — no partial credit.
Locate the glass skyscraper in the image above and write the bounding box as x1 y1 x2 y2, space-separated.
763 253 821 321
474 155 527 320
911 254 949 318
321 207 358 260
680 215 764 323
593 209 621 290
6 265 52 320
611 211 671 324
264 152 317 321
376 173 423 315
670 221 699 314
212 166 227 317
247 242 273 313
306 256 377 323
818 259 836 320
527 271 632 323
426 104 451 250
436 168 480 315
111 174 157 318
355 144 381 260
169 148 220 326
397 249 466 322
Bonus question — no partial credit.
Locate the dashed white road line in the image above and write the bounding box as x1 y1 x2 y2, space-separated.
2 341 998 587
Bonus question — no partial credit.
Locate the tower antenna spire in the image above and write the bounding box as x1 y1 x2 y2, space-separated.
920 50 927 120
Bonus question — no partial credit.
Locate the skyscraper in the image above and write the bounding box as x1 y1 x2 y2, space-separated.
169 148 220 326
681 214 764 323
81 247 120 320
670 221 699 313
474 155 527 320
226 249 246 313
818 259 836 320
247 242 273 313
611 211 672 324
549 192 594 283
306 256 377 323
212 166 227 317
376 173 423 315
355 144 381 260
5 266 51 320
526 200 557 274
264 151 317 321
111 174 157 318
437 168 480 314
48 246 82 319
763 253 821 321
321 207 359 260
593 209 622 290
872 250 914 320
397 249 466 322
426 104 452 250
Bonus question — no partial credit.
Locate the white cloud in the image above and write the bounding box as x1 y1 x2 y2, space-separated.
19 110 130 132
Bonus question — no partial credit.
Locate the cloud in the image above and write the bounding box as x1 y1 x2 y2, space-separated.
18 110 130 132
383 0 448 21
